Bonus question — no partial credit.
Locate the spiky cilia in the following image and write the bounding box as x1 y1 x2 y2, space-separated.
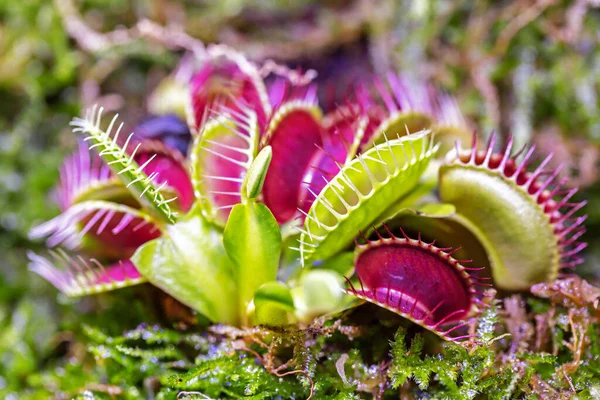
355 72 474 155
29 200 161 253
71 106 179 224
188 45 271 133
28 251 145 296
299 130 437 265
190 104 260 226
364 74 434 147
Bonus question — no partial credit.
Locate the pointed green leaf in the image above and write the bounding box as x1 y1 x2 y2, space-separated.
223 201 281 322
242 145 272 200
132 209 239 325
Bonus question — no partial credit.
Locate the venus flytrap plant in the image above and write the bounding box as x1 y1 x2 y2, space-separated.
28 46 591 358
57 106 244 323
347 226 487 341
28 48 351 328
439 135 588 290
299 130 436 265
334 134 586 342
297 112 585 343
190 105 260 226
262 101 324 224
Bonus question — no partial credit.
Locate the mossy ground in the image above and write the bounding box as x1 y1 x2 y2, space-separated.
3 281 599 399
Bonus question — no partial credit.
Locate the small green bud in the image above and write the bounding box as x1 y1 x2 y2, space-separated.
243 146 272 200
302 270 344 316
253 281 294 326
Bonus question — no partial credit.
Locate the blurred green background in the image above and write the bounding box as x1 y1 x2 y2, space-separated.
0 0 598 396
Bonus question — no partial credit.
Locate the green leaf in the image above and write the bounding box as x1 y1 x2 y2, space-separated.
132 208 239 325
242 145 272 200
223 201 281 322
253 281 294 326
